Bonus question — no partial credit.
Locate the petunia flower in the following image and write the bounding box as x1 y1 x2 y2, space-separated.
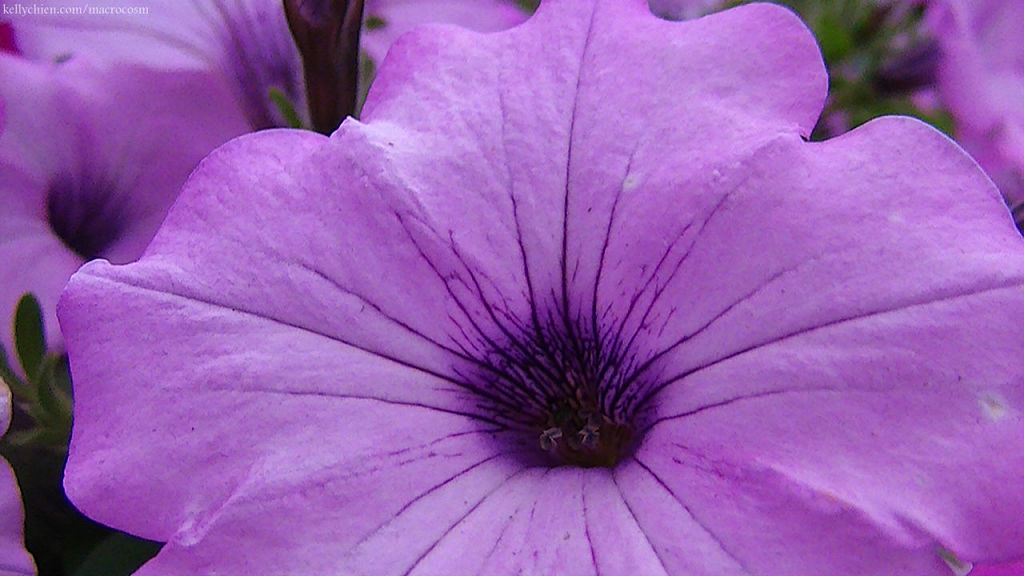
7 0 528 129
0 384 35 575
928 0 1024 217
0 54 248 353
59 0 1024 574
6 1 306 130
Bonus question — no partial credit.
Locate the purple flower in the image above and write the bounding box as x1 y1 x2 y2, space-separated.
8 0 306 130
0 54 248 352
9 0 528 129
0 385 34 575
929 0 1024 214
59 1 1024 574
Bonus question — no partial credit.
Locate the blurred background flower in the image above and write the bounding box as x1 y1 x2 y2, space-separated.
6 0 529 130
0 55 249 356
1 381 35 576
928 0 1024 225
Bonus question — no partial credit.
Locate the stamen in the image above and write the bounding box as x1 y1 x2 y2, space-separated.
539 427 562 452
472 310 647 469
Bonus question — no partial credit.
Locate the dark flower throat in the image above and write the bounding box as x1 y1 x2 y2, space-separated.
46 175 124 261
472 311 646 469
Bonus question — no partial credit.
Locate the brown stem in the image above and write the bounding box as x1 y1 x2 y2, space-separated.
283 0 365 133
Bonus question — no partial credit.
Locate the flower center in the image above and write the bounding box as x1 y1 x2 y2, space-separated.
46 175 124 261
538 402 635 469
475 314 645 469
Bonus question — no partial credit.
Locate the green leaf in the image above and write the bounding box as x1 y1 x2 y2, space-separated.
14 293 46 381
814 13 854 64
356 54 377 118
938 547 971 576
70 532 162 576
0 340 28 397
514 0 539 13
35 356 73 441
364 14 387 30
269 87 305 130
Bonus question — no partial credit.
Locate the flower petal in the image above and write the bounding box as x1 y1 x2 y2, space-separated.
930 0 1024 208
362 0 527 64
970 560 1024 576
360 0 825 332
74 394 526 573
640 283 1024 569
10 1 215 69
128 468 685 576
0 157 79 355
0 459 33 576
626 117 1024 566
626 117 1022 409
59 129 534 540
11 0 303 129
620 452 956 576
0 388 34 576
